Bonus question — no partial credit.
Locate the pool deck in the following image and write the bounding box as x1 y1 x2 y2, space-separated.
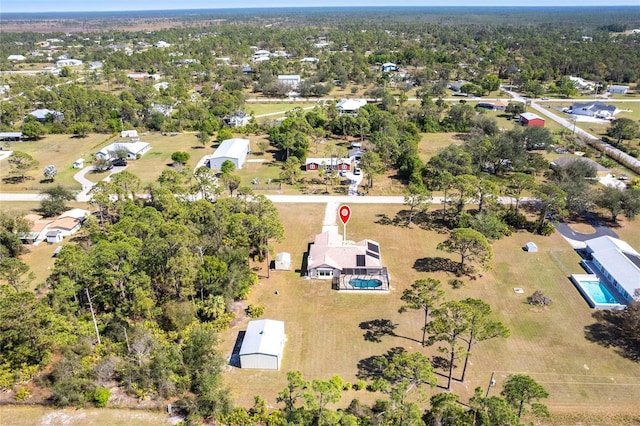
570 273 626 310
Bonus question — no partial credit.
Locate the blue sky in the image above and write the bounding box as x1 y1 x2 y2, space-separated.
2 0 638 13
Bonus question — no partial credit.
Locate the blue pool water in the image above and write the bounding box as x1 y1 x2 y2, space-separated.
349 278 383 288
580 280 618 304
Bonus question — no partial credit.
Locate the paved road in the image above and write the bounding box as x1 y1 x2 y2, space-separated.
501 87 640 174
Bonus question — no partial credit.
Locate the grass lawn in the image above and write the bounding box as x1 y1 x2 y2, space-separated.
0 406 170 426
219 203 640 422
247 102 317 118
417 132 462 163
0 133 116 193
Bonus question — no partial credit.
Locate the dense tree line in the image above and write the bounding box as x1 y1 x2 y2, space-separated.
0 173 284 422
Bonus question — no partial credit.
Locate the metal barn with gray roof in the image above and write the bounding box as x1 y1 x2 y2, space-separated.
239 319 286 370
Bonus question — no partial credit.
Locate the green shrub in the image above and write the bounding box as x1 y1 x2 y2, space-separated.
502 210 529 230
91 386 110 408
449 278 464 289
353 380 367 391
15 387 31 401
246 304 265 318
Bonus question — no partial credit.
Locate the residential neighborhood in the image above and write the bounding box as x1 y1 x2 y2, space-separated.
0 5 640 426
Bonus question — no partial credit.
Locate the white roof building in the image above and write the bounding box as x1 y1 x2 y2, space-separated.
275 252 292 271
585 236 640 303
7 55 26 61
239 319 286 370
209 138 250 170
95 141 151 160
55 59 83 67
277 75 301 87
336 99 367 115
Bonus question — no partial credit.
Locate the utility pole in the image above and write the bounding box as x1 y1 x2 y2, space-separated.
485 371 496 398
85 288 101 345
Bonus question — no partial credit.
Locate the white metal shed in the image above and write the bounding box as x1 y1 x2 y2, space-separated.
275 252 292 270
209 138 250 170
239 319 285 370
525 242 538 252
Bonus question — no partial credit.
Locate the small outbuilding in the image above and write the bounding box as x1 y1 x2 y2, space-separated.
239 319 286 370
524 242 538 252
73 158 85 169
519 112 545 127
46 230 63 244
275 252 292 271
0 132 23 142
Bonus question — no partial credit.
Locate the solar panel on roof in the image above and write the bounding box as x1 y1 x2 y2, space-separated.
356 254 366 267
367 242 379 253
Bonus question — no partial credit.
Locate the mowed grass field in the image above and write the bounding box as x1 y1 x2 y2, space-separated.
0 406 170 426
218 203 640 422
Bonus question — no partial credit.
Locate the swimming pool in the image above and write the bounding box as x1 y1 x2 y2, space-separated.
349 278 383 288
580 281 618 304
570 274 625 309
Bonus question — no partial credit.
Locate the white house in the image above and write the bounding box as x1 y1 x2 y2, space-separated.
252 50 271 63
239 319 286 370
607 85 629 95
381 62 397 72
153 82 170 91
306 228 390 291
224 111 251 127
277 75 301 88
300 57 319 64
55 59 83 68
20 214 54 246
569 102 617 119
583 236 640 304
47 216 83 238
155 41 171 48
569 76 595 91
209 138 250 170
29 109 64 122
336 99 367 115
95 141 151 160
7 55 26 61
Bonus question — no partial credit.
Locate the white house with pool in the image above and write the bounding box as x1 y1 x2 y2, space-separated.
306 228 389 291
571 236 640 309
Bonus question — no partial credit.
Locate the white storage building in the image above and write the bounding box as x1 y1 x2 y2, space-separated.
275 252 292 270
239 319 286 370
209 138 250 170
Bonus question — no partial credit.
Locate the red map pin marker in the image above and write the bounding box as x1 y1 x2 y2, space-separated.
339 205 351 225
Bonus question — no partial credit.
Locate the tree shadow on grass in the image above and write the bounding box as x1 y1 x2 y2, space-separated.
374 213 397 226
2 176 28 184
584 308 640 362
359 319 398 343
359 319 422 346
413 257 461 274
